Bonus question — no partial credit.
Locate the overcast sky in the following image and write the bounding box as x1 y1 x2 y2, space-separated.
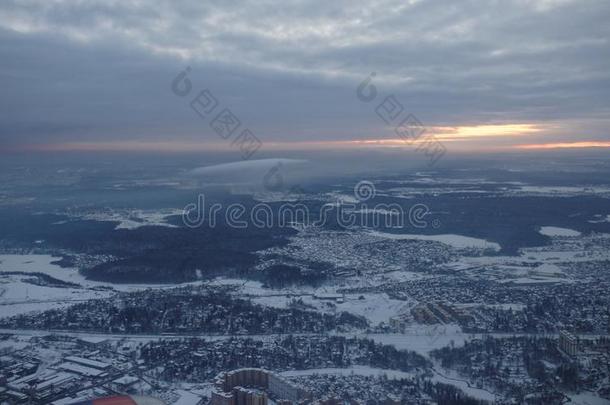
0 0 609 152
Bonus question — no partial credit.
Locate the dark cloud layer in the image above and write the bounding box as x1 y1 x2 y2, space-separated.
0 0 608 148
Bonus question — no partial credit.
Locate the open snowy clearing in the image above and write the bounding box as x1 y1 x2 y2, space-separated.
539 226 581 237
368 230 501 251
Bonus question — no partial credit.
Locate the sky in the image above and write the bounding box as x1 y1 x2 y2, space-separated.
0 0 609 153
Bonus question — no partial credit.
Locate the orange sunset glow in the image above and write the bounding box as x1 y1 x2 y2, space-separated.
515 141 610 149
8 124 560 153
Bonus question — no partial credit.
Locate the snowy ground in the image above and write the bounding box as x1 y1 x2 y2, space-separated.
0 254 95 286
539 226 582 237
350 324 469 356
0 254 203 316
170 389 204 405
210 277 416 326
0 254 112 316
567 392 610 405
430 367 496 402
442 232 610 282
62 207 183 230
367 230 501 251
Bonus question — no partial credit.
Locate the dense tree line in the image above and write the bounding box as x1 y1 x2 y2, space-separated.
140 335 430 382
0 286 368 334
431 335 582 402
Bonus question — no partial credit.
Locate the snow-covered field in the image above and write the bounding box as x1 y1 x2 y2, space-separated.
567 392 610 405
210 278 415 326
352 324 469 355
512 185 610 197
539 226 581 237
64 208 183 230
0 254 110 316
0 254 90 285
0 254 197 316
368 230 501 251
0 254 186 291
450 231 610 268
